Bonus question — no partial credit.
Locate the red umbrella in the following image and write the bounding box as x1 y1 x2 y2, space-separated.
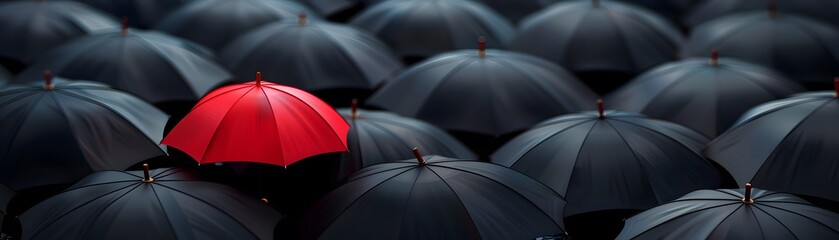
162 72 349 167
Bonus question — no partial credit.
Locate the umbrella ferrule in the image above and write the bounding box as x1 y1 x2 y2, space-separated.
412 147 425 165
478 36 487 57
298 11 307 26
255 72 262 87
142 163 154 183
709 49 719 66
597 99 605 119
351 99 359 119
767 3 777 19
121 16 129 37
43 70 54 90
742 183 753 204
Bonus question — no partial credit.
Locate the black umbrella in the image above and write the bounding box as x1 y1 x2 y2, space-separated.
349 0 516 62
685 0 839 29
220 15 402 93
0 1 118 69
683 8 839 89
13 25 232 104
491 103 726 239
704 81 839 203
615 0 699 22
156 0 315 51
607 51 804 137
21 166 281 239
300 151 567 240
72 0 192 28
510 0 683 76
361 0 559 23
0 76 168 190
0 183 11 234
334 104 477 180
617 184 839 239
367 42 596 137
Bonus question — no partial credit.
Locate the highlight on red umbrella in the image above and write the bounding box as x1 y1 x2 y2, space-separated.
162 72 349 167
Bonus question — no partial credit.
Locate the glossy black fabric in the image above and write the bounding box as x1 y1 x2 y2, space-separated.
220 19 402 91
608 57 804 137
20 168 281 240
492 111 723 216
683 12 839 86
0 79 167 190
301 156 567 240
617 188 839 239
349 0 515 60
13 29 232 104
511 1 683 75
74 0 192 28
335 108 477 180
685 0 839 28
704 92 839 202
156 0 314 51
0 1 118 64
367 49 596 136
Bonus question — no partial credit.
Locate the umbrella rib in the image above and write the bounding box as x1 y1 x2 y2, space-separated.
489 57 575 111
627 202 741 239
603 10 641 71
258 85 285 165
311 26 372 88
635 67 708 114
317 166 419 238
0 93 45 163
57 89 167 153
603 120 665 202
610 118 708 155
707 204 747 236
190 85 252 111
198 86 258 163
747 99 832 182
264 85 347 150
721 66 786 99
727 97 824 129
506 119 595 170
47 92 99 171
751 205 799 240
424 166 485 237
29 182 141 239
343 164 416 183
757 203 839 235
409 57 475 117
149 182 192 239
393 164 424 238
431 163 566 229
153 183 262 239
151 168 185 179
128 35 206 98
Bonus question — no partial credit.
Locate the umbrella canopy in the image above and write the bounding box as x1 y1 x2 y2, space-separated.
510 0 683 75
73 0 193 28
685 0 839 29
617 184 839 239
704 81 839 203
366 44 597 137
300 152 567 240
491 106 724 217
0 1 118 65
21 166 281 239
162 73 349 167
361 0 559 23
156 0 315 51
0 76 167 191
220 15 402 92
13 25 232 104
683 9 839 88
607 51 804 137
349 0 516 61
0 183 12 233
334 104 477 179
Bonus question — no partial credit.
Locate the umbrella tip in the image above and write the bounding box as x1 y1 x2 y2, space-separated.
709 49 719 66
597 98 605 119
43 70 54 90
412 147 425 165
742 183 753 204
255 72 262 87
142 163 154 183
120 16 129 36
834 77 838 98
298 11 307 26
351 98 359 119
260 198 269 205
768 2 777 19
478 36 486 57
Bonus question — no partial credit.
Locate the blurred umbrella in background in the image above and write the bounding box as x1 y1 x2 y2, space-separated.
615 0 699 22
491 104 727 239
367 41 596 156
13 23 232 105
704 81 839 204
685 0 839 29
617 184 839 240
608 50 804 137
163 73 349 167
334 103 477 180
220 14 402 106
511 0 683 93
0 0 117 71
73 0 193 28
156 0 315 51
683 7 839 90
21 167 281 240
361 0 560 23
350 0 515 63
300 153 567 240
0 76 168 191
